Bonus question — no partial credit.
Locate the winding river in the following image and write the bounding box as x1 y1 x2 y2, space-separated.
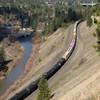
0 37 32 95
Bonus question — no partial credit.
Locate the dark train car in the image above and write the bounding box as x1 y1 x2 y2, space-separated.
9 81 38 100
10 88 28 100
44 58 66 80
27 80 38 94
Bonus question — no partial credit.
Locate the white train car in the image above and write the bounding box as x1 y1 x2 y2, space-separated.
62 20 81 60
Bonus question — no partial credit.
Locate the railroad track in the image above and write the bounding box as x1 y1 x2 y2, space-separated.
8 21 81 100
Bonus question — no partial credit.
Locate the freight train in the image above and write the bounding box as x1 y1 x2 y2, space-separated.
8 20 81 100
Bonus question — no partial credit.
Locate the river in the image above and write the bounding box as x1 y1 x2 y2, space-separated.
0 37 32 95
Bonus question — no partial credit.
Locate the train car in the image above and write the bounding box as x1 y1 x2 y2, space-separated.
9 81 38 100
44 58 66 80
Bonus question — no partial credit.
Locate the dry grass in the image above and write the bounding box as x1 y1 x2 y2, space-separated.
51 22 100 100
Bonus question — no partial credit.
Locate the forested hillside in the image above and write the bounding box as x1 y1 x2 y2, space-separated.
0 0 97 4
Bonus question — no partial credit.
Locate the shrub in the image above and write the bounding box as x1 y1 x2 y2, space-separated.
37 75 51 100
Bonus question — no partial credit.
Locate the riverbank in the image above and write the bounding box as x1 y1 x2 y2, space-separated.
0 37 41 100
0 41 24 80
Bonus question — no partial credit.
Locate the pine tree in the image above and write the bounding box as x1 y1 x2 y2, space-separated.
98 0 100 3
37 75 51 100
87 15 92 27
0 47 5 63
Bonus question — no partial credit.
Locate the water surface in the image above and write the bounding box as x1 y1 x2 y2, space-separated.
0 37 32 95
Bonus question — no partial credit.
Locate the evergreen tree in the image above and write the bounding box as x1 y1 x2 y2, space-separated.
37 75 51 100
0 47 5 63
31 14 38 32
87 15 92 27
96 23 100 54
67 7 79 22
98 0 100 3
